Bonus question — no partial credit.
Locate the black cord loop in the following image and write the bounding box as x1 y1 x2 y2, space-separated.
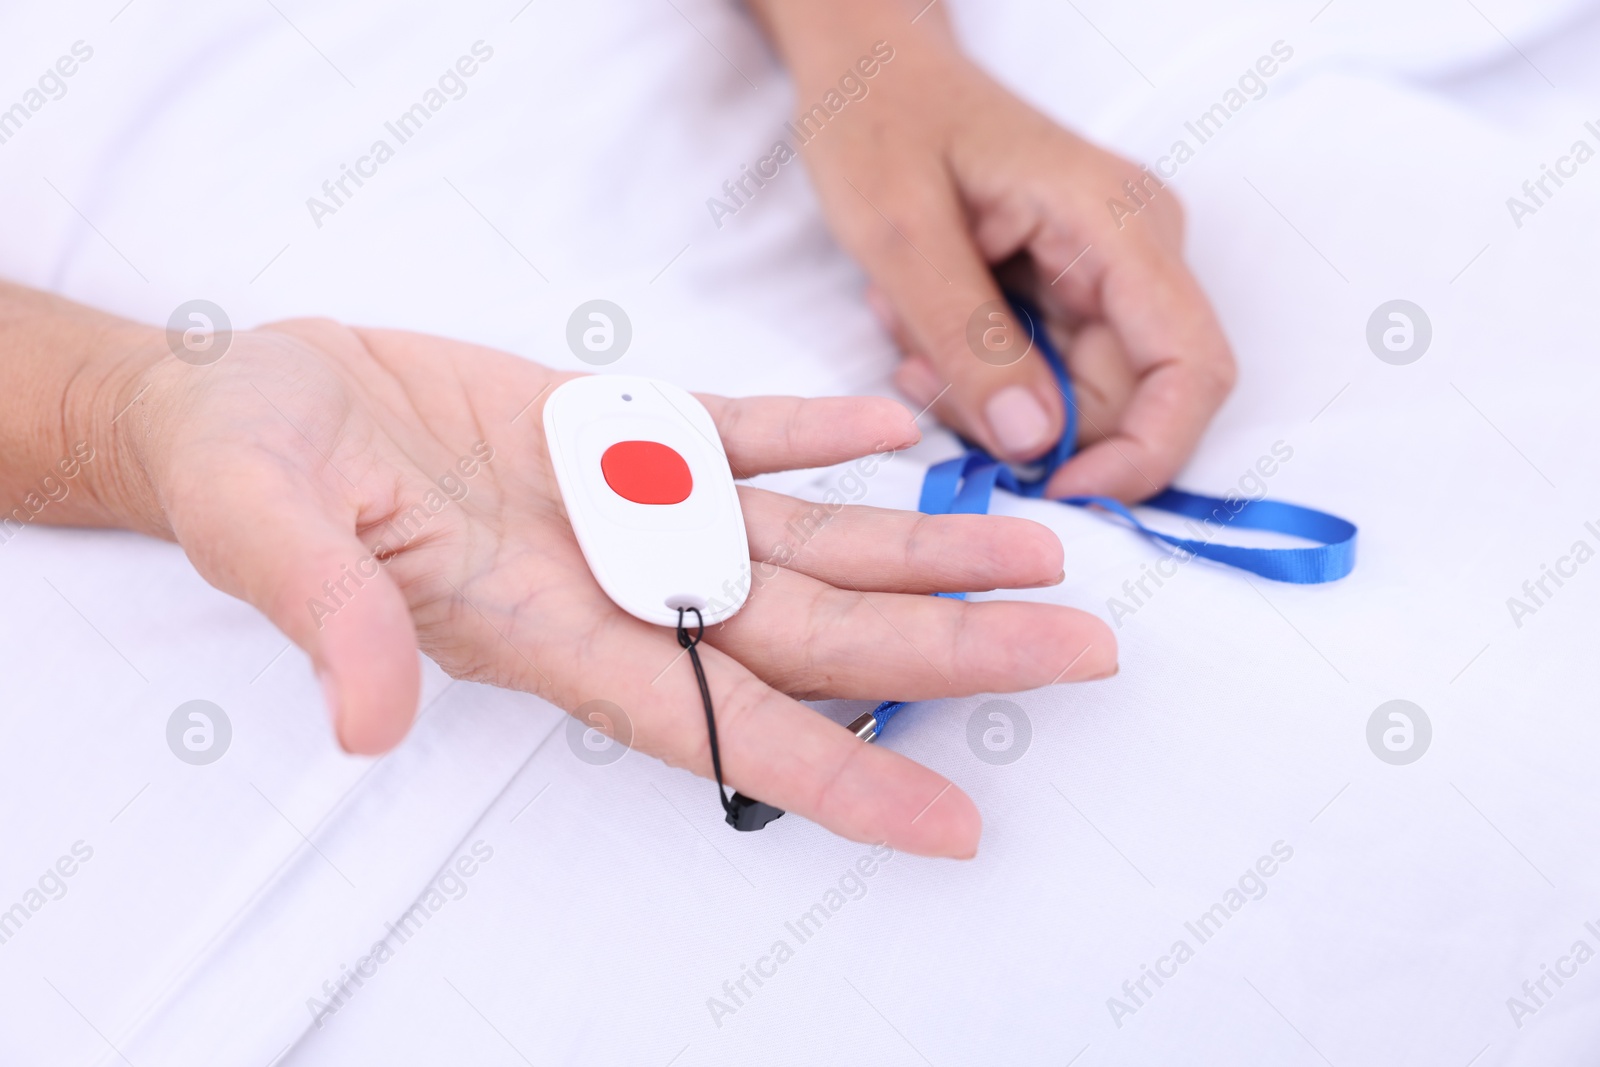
676 605 786 832
676 606 735 818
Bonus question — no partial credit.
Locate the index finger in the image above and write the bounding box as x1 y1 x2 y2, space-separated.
697 393 920 477
1043 247 1236 502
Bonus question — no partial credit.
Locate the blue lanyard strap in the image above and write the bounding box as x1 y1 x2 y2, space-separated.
867 296 1357 734
1063 489 1357 584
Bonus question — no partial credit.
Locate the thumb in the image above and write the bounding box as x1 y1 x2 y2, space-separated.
172 464 421 755
850 179 1063 461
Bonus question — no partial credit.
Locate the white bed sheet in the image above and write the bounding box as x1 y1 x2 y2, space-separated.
1 1 1598 1064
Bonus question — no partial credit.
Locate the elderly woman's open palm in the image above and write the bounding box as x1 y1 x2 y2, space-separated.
93 315 1118 857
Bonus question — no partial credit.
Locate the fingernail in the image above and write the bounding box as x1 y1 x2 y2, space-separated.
986 386 1052 458
1092 664 1120 681
317 668 347 750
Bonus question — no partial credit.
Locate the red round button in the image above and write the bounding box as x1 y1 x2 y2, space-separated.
600 440 693 505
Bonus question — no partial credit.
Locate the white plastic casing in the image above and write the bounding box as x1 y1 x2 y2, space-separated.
543 374 750 627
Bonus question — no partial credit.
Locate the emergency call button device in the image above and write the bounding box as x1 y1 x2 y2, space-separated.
543 375 750 628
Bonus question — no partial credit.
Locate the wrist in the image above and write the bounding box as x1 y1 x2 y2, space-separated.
749 0 960 91
0 284 171 540
81 322 176 538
